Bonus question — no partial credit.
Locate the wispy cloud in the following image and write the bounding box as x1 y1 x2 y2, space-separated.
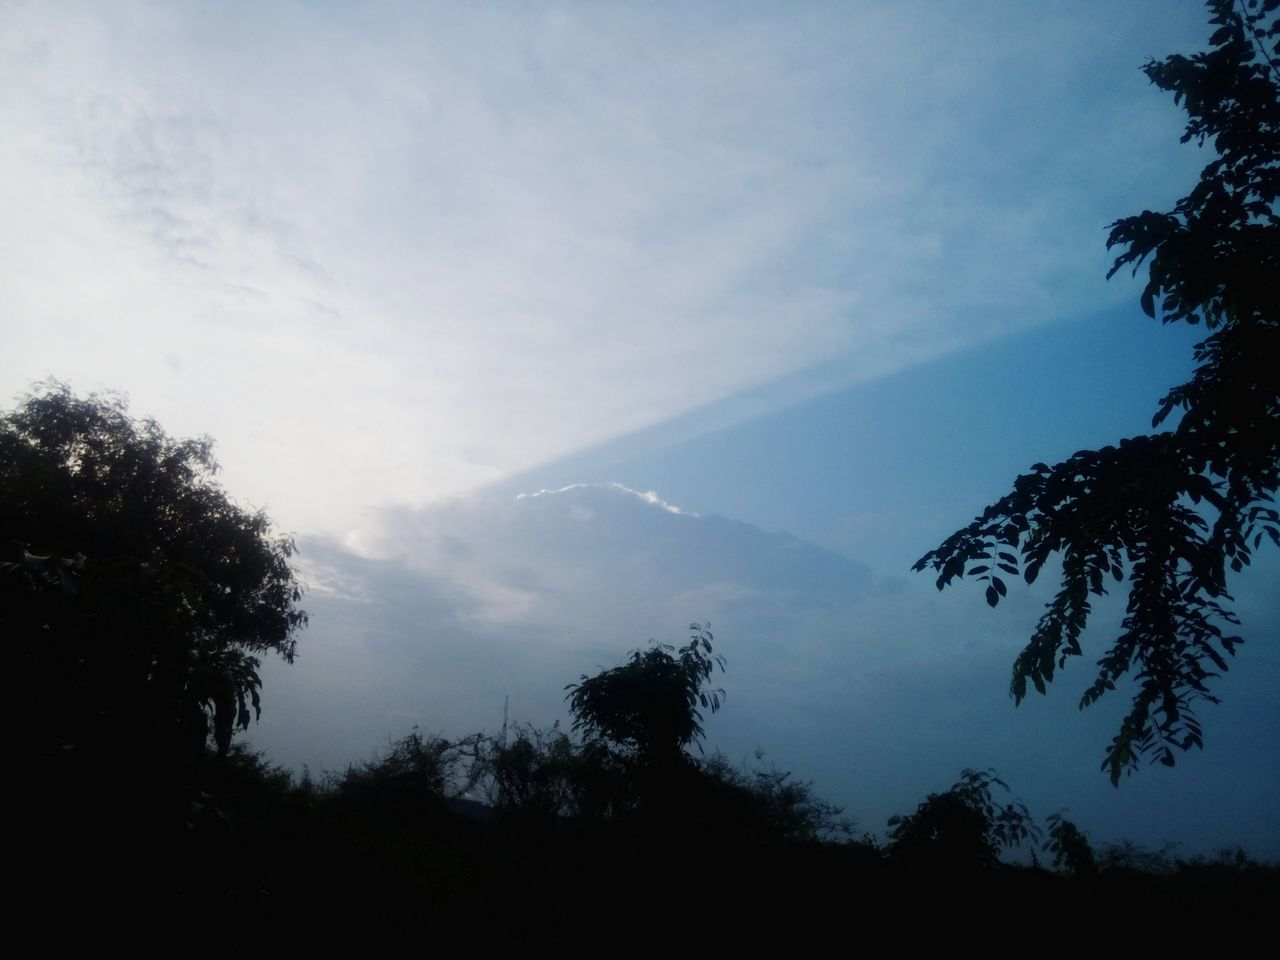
0 1 1210 534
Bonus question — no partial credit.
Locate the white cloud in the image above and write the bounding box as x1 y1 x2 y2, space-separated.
516 481 692 515
0 1 1209 535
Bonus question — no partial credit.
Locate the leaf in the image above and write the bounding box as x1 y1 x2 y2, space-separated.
914 0 1279 785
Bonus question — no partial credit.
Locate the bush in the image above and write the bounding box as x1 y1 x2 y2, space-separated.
887 768 1039 870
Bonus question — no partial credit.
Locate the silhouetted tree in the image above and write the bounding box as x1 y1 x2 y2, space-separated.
887 768 1039 871
1044 812 1097 879
699 750 857 844
486 723 579 820
565 622 725 767
1 382 307 764
338 729 487 807
482 721 634 825
914 0 1279 781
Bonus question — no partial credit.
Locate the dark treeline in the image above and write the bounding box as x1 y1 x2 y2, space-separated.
159 734 1280 949
33 694 1276 949
13 615 1279 948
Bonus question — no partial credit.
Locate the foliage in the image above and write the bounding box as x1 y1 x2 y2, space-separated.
1044 812 1097 879
700 750 857 844
744 764 856 844
887 768 1040 869
338 728 488 804
913 0 1280 782
1095 839 1182 876
493 642 854 845
482 721 633 825
485 722 579 818
564 622 725 764
1 381 307 758
483 733 855 847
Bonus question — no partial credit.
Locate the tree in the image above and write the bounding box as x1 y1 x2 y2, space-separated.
1043 812 1097 879
886 768 1039 870
1 382 307 763
485 722 582 820
564 623 725 767
699 750 857 844
913 0 1279 782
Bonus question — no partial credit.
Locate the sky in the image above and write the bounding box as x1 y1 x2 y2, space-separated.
3 1 1276 857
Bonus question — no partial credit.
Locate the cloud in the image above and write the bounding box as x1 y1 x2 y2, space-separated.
516 482 693 515
1 1 1212 535
254 482 880 765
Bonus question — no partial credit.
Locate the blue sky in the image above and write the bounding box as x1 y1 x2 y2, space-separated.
2 1 1275 856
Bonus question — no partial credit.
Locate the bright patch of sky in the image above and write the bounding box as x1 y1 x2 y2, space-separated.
2 0 1208 535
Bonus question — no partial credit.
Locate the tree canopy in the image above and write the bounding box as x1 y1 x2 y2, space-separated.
1 382 307 760
887 769 1039 870
565 623 725 765
913 0 1279 782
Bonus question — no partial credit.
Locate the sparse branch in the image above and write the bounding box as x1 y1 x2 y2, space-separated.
915 0 1277 779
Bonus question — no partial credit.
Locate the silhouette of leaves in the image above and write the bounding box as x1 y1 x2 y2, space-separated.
915 0 1278 782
